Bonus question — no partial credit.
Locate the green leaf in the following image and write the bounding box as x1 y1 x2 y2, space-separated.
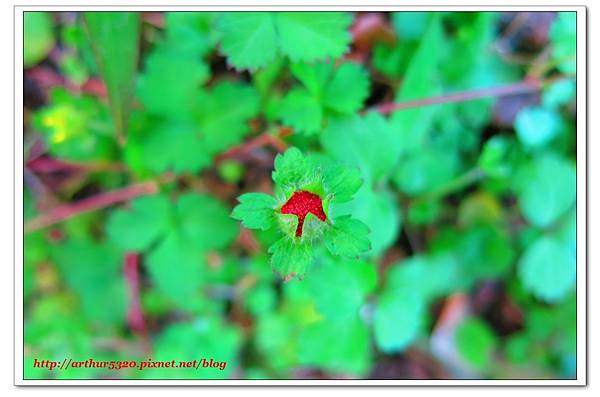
276 88 323 134
542 78 576 108
135 81 258 174
323 62 370 114
268 237 313 279
85 12 140 140
550 12 576 74
324 215 371 258
32 88 117 162
391 12 430 39
515 153 576 228
321 112 401 183
320 163 363 204
298 318 372 376
137 47 209 118
146 231 206 307
176 193 238 251
455 317 498 371
385 254 460 302
215 12 352 70
51 239 127 328
147 319 241 379
216 12 278 70
304 256 377 321
331 185 400 257
231 192 278 231
197 81 261 153
515 106 561 149
135 119 210 174
272 147 312 191
277 61 369 134
457 224 515 283
106 195 172 251
393 149 458 196
374 290 425 353
518 236 576 303
24 12 55 67
390 15 444 153
276 12 352 63
163 12 216 57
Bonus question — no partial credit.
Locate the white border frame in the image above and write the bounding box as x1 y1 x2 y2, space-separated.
13 4 587 386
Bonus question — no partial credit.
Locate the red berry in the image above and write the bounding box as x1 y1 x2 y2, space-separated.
280 191 327 237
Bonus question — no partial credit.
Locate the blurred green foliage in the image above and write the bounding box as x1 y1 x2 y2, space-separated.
24 11 577 380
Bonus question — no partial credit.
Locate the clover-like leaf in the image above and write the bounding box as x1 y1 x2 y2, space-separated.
215 12 352 70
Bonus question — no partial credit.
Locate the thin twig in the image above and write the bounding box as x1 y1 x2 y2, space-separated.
25 174 173 233
374 76 570 114
217 127 292 162
123 252 151 355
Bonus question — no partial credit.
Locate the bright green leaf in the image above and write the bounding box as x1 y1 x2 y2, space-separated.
85 12 140 140
24 12 55 67
324 215 371 258
231 192 278 231
518 236 576 303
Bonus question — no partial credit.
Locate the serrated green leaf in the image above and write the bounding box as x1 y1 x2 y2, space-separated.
272 147 312 191
331 185 400 257
137 47 210 118
323 62 370 114
268 237 313 278
518 236 576 303
277 88 323 134
216 12 278 70
455 317 498 371
24 12 55 67
215 12 352 70
324 215 370 258
515 153 576 228
276 12 352 63
289 62 332 96
321 163 363 203
231 192 278 230
85 12 140 140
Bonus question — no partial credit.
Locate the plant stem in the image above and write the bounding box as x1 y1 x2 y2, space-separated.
25 174 173 233
374 75 571 114
415 167 486 204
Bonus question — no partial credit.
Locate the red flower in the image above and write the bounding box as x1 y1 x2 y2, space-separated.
280 191 327 237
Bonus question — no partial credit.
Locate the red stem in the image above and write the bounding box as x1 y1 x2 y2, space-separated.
124 252 145 333
375 78 543 114
25 178 167 233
